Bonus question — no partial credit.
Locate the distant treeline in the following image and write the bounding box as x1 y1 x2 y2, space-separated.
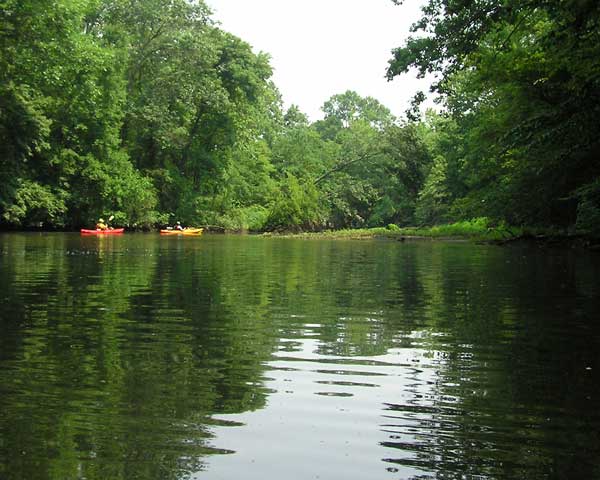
1 0 599 234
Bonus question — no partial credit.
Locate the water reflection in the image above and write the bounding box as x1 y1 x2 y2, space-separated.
205 339 440 480
0 233 599 479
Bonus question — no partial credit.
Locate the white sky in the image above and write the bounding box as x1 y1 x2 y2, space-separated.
205 0 431 121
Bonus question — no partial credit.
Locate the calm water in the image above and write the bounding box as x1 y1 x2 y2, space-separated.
1 233 599 479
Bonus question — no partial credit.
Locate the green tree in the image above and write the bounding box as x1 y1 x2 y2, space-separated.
388 0 600 229
265 173 325 231
105 0 279 226
0 0 160 228
313 93 430 228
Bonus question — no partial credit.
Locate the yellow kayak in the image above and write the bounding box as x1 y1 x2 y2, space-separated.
160 227 203 235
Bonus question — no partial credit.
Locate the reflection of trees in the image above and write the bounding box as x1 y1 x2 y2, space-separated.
3 235 430 479
379 244 600 478
2 235 600 479
270 240 433 357
0 234 277 480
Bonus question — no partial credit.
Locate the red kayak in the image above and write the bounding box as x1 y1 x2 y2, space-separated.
80 228 125 235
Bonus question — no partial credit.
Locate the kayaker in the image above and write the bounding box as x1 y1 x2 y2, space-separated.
175 221 184 231
96 218 108 230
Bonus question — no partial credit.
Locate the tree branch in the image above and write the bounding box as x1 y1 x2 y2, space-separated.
313 152 377 185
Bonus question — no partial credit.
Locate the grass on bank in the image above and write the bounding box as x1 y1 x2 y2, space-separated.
271 218 563 242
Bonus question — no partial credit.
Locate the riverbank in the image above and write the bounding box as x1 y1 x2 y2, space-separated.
264 219 600 249
2 219 599 249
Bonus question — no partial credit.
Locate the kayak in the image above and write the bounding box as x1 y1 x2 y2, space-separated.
160 228 203 235
81 228 125 235
160 227 203 235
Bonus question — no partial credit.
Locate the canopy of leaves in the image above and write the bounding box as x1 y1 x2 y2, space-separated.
3 0 595 234
388 0 600 228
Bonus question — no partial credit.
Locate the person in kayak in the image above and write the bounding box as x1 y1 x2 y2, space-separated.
96 218 108 230
96 215 114 230
175 221 184 231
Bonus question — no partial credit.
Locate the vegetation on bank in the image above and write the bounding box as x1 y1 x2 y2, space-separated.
1 0 599 237
268 218 568 243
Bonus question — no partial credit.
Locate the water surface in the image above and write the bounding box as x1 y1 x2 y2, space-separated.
1 233 599 479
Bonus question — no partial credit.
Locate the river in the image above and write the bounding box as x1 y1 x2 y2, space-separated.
1 233 599 479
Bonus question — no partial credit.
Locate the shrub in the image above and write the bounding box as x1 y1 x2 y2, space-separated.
264 174 325 231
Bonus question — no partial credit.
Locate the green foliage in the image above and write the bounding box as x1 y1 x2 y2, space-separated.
271 125 335 180
103 153 162 228
269 92 433 231
0 0 282 230
60 148 161 228
239 205 270 231
0 83 51 166
288 217 527 241
2 0 596 235
389 0 600 230
264 175 325 231
321 90 395 129
1 179 67 226
368 196 397 227
416 155 451 225
283 104 309 128
420 217 492 237
0 83 53 222
207 205 270 231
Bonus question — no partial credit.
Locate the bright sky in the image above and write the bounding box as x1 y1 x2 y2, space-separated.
206 0 431 121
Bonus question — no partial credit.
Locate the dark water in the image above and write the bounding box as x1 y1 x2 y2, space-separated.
1 233 599 479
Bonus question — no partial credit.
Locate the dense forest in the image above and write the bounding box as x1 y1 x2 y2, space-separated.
1 0 599 234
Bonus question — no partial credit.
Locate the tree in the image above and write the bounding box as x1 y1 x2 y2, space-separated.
283 104 309 129
0 0 160 228
315 91 433 228
388 0 600 229
264 173 325 232
105 0 279 225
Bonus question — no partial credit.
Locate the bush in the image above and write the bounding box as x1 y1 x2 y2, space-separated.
1 179 67 227
205 205 269 231
264 174 325 231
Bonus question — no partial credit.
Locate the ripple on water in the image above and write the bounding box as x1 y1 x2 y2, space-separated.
2 235 600 480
